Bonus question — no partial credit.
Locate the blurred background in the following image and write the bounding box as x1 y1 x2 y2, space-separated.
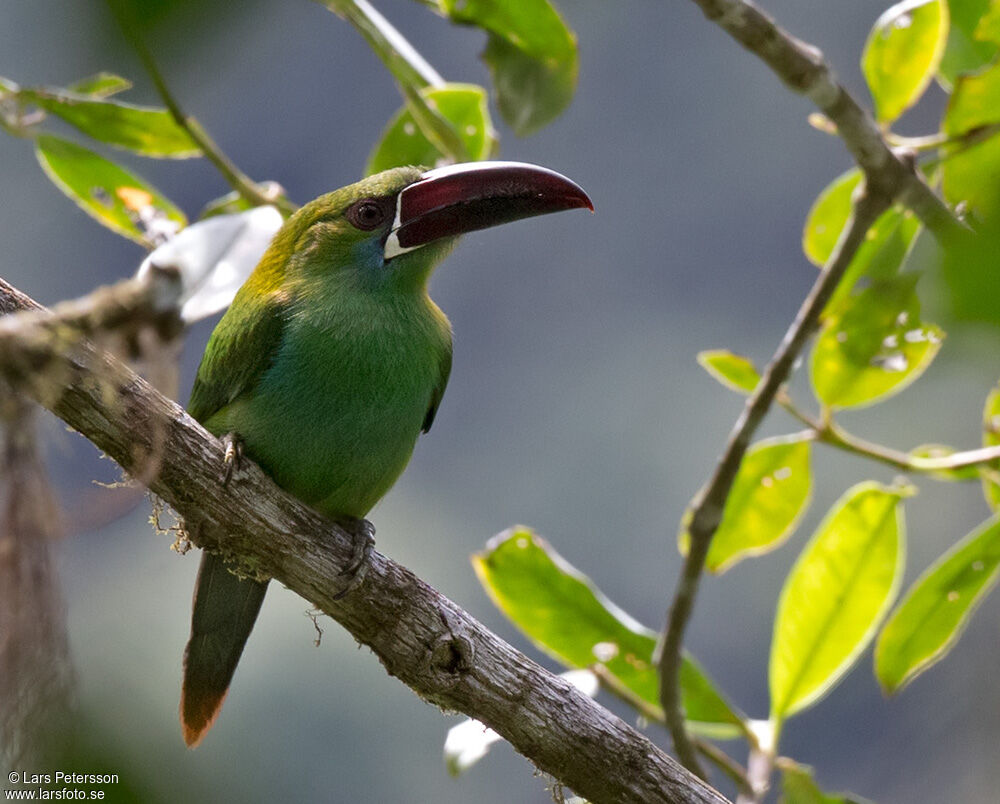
3 0 999 801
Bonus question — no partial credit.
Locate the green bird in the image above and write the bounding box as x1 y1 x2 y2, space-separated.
180 161 592 747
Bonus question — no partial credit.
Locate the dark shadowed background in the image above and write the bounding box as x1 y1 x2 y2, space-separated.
3 1 999 801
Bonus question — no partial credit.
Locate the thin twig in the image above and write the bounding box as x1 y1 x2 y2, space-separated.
658 186 891 778
777 391 1000 475
590 665 753 798
695 740 753 800
106 0 297 215
889 121 1000 155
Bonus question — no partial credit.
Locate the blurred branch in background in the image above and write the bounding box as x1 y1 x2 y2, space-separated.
0 394 74 770
0 274 730 804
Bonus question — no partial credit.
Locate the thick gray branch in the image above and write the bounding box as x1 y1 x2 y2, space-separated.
0 276 728 804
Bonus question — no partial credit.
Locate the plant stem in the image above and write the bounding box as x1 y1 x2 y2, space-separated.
321 0 444 89
658 187 890 779
106 0 297 215
778 391 1000 476
591 665 752 798
319 1 470 164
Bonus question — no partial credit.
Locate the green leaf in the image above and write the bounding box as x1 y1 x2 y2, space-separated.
778 759 870 804
810 274 944 409
875 517 1000 693
398 82 472 163
65 72 132 99
975 0 1000 43
20 88 200 158
480 35 576 136
473 527 746 736
938 0 998 87
441 0 578 135
827 208 921 316
35 134 186 246
942 60 1000 221
936 221 1000 325
804 169 921 312
983 384 1000 509
769 483 908 723
696 350 761 394
680 435 813 574
803 170 862 267
862 0 949 124
366 84 496 175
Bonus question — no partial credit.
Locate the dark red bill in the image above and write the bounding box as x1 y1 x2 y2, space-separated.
384 161 593 259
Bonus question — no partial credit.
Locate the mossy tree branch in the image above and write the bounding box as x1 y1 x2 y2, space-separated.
0 275 729 804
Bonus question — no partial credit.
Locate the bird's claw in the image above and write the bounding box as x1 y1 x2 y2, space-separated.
332 518 375 601
220 432 244 486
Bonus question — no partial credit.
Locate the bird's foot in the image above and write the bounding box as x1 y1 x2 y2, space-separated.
220 432 244 486
332 517 375 601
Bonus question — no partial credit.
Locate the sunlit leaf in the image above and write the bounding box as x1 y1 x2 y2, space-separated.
398 82 472 164
778 759 870 804
804 170 921 313
810 274 944 409
975 0 1000 43
696 350 761 394
20 88 200 158
803 170 862 266
35 134 186 246
862 0 949 124
473 527 746 736
366 84 495 175
680 435 813 574
769 483 908 722
826 208 921 315
443 669 597 776
876 517 1000 693
440 0 578 135
983 384 1000 509
66 72 132 99
938 0 998 87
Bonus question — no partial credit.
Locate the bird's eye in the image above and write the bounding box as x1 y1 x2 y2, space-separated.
347 199 388 231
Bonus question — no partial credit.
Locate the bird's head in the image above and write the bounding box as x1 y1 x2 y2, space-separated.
271 161 592 293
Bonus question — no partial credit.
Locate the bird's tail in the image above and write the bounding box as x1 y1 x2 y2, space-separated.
180 551 268 748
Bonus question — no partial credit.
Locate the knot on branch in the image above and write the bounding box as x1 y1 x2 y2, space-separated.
425 632 474 689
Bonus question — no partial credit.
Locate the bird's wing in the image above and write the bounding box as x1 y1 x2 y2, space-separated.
422 346 452 434
187 292 287 426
